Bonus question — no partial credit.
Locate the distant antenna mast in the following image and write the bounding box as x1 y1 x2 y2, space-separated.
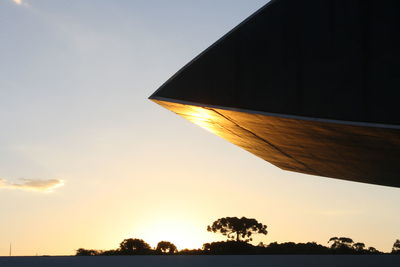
9 243 12 256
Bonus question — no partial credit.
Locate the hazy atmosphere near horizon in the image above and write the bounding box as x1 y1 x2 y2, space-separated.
0 0 399 256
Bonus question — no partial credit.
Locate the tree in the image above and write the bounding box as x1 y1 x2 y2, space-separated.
352 242 365 251
156 241 178 254
266 242 330 254
257 242 266 248
76 248 99 256
207 217 267 242
392 239 400 254
119 238 151 254
99 249 119 256
328 237 354 249
202 241 255 254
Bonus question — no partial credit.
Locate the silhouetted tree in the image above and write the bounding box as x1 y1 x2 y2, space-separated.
266 242 330 254
328 237 354 249
207 217 267 242
202 241 255 254
156 241 177 254
392 239 400 254
76 248 99 256
99 249 119 256
368 247 378 253
257 242 266 247
119 238 151 254
177 248 204 255
352 242 365 251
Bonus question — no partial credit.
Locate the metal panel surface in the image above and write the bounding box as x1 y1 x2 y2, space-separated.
151 0 400 125
152 99 400 188
149 0 400 187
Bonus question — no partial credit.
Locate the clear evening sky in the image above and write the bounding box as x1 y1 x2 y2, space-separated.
0 0 399 256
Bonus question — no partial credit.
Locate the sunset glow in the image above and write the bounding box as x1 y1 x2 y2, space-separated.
135 219 208 250
1 0 399 257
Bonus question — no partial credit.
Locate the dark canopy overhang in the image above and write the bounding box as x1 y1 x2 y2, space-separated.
150 0 400 188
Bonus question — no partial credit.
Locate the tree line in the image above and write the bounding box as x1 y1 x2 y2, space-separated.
76 217 400 255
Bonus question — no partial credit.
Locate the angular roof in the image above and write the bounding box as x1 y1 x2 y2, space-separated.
150 0 400 187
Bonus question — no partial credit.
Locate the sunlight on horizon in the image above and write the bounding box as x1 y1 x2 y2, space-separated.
1 0 399 256
132 217 216 250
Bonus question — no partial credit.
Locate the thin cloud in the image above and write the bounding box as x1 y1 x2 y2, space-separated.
0 178 64 192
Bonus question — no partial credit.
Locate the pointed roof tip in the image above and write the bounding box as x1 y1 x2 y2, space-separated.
148 0 277 102
148 93 156 100
148 90 169 101
148 86 164 100
149 0 400 125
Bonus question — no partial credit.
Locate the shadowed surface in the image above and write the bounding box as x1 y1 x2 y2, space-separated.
1 255 399 267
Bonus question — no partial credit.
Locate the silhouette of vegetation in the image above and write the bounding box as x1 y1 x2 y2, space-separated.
203 241 255 254
352 242 365 251
393 239 400 254
263 242 330 254
368 247 378 253
328 237 354 249
176 248 204 255
75 216 394 256
119 238 152 255
98 249 119 256
207 217 267 242
156 241 177 254
76 248 99 256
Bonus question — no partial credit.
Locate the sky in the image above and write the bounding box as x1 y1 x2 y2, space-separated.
0 0 399 256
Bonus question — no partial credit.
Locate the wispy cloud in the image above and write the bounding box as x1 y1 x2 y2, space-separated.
0 178 64 192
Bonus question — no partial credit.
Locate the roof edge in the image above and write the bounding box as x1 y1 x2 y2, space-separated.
150 96 400 130
148 0 278 99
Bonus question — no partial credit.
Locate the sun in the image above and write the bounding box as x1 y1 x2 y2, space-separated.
133 217 210 250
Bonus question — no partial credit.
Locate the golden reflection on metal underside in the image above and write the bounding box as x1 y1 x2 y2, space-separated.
153 99 400 187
